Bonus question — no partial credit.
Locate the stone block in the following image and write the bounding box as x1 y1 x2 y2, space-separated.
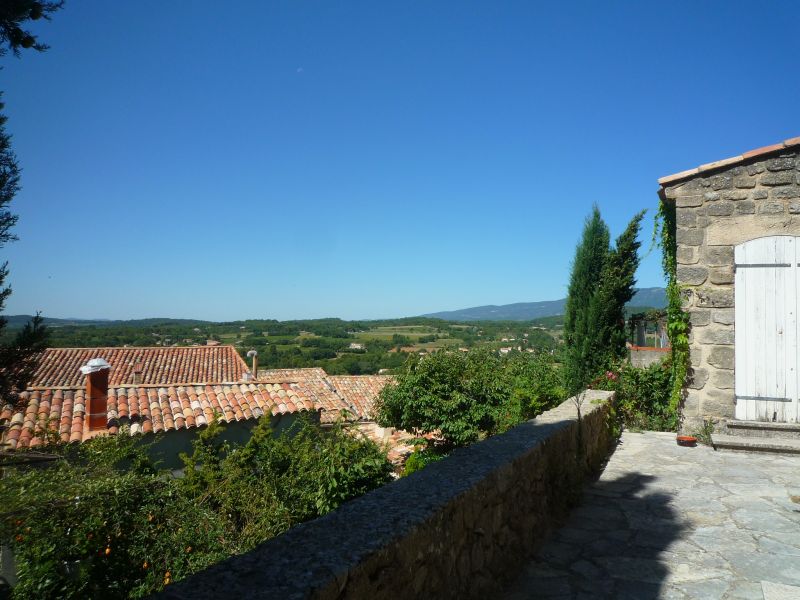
721 190 750 201
677 265 708 285
765 157 796 171
696 288 734 308
760 171 795 186
712 370 734 389
689 368 708 390
789 201 800 214
708 346 734 370
733 176 756 189
735 201 756 214
709 267 734 285
690 347 702 367
676 195 703 208
759 201 785 215
706 214 800 246
712 309 734 325
703 191 721 202
710 174 733 190
676 246 698 264
683 391 701 415
676 228 704 246
704 245 733 266
753 189 769 200
707 201 734 216
771 186 800 199
698 326 734 345
675 209 697 226
701 389 734 418
746 163 765 175
689 309 711 326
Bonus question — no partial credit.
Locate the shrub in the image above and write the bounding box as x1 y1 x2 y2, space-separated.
505 351 565 419
594 359 676 431
0 417 393 598
376 348 566 454
402 446 446 476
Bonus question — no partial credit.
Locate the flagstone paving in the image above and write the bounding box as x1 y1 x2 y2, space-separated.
502 431 800 600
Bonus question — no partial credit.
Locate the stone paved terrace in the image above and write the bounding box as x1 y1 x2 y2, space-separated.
502 431 800 600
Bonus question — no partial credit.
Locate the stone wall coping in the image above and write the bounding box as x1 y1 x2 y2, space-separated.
157 390 614 600
658 135 800 187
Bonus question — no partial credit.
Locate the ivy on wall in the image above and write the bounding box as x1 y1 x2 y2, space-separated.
655 195 689 430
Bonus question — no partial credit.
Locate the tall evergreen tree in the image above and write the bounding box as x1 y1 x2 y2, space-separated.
0 2 61 401
0 2 63 57
583 210 646 375
563 206 610 395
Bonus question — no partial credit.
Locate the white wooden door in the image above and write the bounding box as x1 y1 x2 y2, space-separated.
734 236 798 422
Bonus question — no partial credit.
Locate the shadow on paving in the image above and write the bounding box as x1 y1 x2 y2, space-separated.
503 467 687 599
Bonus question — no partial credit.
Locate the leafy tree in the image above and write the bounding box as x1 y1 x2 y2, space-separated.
505 350 565 419
376 349 513 449
563 206 610 394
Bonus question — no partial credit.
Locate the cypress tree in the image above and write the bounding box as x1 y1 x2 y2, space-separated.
563 206 610 395
583 210 646 375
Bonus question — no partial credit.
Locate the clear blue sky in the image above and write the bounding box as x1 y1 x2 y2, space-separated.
2 1 798 321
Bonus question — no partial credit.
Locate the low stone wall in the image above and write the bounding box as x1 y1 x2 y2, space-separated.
158 390 615 600
629 346 670 368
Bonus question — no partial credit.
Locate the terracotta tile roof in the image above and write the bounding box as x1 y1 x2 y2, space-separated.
258 369 394 423
259 368 349 421
328 375 394 421
1 355 394 449
658 135 800 186
30 346 249 388
1 382 317 450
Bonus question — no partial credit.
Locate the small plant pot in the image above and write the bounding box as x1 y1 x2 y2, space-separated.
676 435 697 447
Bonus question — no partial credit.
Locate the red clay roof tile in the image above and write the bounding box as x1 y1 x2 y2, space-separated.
29 346 248 388
2 360 394 449
659 135 800 186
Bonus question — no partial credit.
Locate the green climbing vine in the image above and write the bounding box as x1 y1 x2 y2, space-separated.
655 195 690 431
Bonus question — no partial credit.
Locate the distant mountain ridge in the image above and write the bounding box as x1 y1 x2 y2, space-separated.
423 287 666 322
3 315 213 329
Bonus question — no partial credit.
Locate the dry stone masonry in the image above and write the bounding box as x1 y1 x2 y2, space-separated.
660 141 800 431
157 391 615 600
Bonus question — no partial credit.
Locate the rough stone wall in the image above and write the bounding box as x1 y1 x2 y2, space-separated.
629 347 669 368
157 391 615 600
662 148 800 430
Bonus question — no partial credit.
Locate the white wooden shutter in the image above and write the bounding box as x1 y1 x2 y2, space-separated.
734 236 797 422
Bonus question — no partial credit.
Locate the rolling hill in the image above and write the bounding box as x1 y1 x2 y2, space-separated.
423 287 666 322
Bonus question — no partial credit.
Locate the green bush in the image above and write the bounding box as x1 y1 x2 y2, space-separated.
594 359 676 431
376 348 566 452
402 446 446 476
506 351 565 419
0 417 393 598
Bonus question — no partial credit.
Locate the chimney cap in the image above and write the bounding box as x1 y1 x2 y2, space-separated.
80 358 111 375
247 349 258 357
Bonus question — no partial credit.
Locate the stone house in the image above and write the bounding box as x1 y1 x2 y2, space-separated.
658 135 800 448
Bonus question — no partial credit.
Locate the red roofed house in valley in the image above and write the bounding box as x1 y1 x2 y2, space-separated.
0 346 322 466
659 135 800 452
259 367 414 464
